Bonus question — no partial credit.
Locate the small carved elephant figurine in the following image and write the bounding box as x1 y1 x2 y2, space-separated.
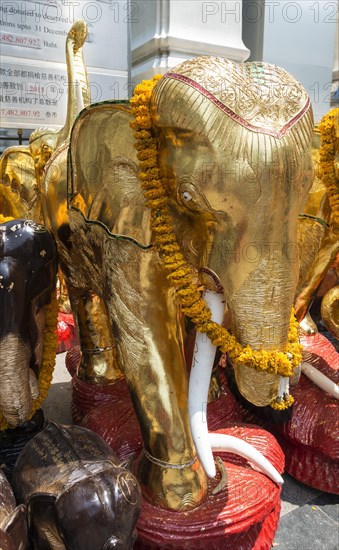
12 422 141 550
0 470 28 550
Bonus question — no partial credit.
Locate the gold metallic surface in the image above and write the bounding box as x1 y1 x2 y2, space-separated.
0 19 90 219
46 57 313 507
61 102 208 509
56 20 90 147
57 271 72 314
0 147 38 219
68 103 152 246
153 58 313 406
295 223 339 321
76 291 123 383
321 285 339 339
303 133 327 217
295 125 339 322
66 209 206 510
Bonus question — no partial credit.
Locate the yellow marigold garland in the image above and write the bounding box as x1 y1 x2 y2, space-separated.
270 394 295 411
0 216 58 431
319 108 339 225
130 76 302 397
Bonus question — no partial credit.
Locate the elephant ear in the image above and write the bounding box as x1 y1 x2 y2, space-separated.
68 101 152 247
0 146 37 218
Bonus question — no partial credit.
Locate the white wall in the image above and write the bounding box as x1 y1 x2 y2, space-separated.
262 0 337 122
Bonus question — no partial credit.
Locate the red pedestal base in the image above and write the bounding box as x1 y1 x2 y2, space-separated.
277 334 338 493
66 350 283 549
67 330 339 497
136 426 283 550
240 334 339 494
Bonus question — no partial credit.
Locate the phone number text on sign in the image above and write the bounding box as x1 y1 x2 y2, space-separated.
0 32 42 49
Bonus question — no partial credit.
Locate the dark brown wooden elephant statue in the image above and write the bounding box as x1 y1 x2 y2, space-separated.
12 422 141 550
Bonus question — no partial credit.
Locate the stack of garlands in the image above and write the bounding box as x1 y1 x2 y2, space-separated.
130 76 302 411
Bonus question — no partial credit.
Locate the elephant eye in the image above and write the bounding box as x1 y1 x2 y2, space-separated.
182 191 192 202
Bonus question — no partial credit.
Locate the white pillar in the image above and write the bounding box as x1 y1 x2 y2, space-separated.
130 0 250 84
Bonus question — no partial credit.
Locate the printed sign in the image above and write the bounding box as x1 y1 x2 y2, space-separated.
0 0 129 128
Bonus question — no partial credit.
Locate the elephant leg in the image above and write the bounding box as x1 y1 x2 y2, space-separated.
57 269 71 314
65 213 207 510
295 226 339 321
64 280 123 384
110 269 208 511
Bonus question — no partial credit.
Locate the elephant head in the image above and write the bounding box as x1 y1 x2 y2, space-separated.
0 219 57 427
12 422 140 550
43 56 314 510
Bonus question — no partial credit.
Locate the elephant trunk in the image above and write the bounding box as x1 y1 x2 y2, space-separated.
227 258 296 407
0 258 37 426
206 222 299 407
0 334 33 426
56 20 90 147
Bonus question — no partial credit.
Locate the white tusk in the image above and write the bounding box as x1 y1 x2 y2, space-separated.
299 314 318 335
209 433 284 485
277 376 290 398
188 289 225 478
301 362 339 400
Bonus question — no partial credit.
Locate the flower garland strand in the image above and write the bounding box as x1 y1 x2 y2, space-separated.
319 108 339 225
0 215 58 431
130 76 302 398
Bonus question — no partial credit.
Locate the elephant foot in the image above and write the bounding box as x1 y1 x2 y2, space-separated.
74 374 208 510
136 428 283 549
136 450 208 511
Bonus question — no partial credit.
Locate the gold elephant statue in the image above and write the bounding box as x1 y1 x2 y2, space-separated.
0 19 90 221
41 57 314 510
295 109 339 337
